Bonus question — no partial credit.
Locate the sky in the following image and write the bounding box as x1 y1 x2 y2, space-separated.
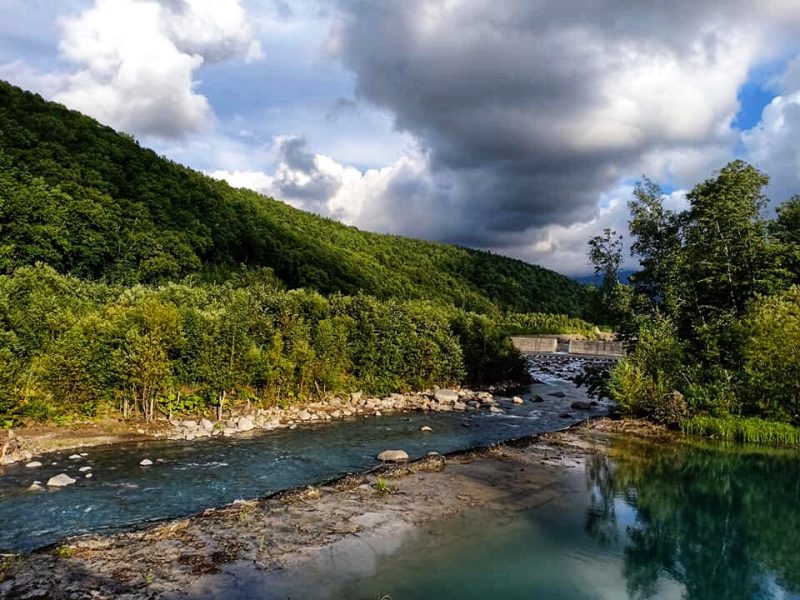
1 0 800 276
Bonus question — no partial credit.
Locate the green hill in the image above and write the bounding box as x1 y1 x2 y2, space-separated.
0 80 586 315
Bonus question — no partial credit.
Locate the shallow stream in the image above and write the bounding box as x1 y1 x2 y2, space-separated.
0 355 603 553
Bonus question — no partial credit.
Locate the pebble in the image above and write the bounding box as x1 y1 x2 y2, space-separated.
420 426 433 433
78 466 92 472
68 454 82 460
85 473 93 479
25 461 42 468
139 459 153 466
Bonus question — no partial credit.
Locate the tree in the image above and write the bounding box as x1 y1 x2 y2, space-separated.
627 178 685 314
587 228 631 327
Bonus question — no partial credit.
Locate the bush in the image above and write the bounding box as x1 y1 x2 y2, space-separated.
681 415 800 446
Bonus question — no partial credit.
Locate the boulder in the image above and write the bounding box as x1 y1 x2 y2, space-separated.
181 420 197 429
420 426 433 433
454 401 467 411
298 410 312 422
489 406 504 414
25 461 42 468
222 427 237 437
512 396 524 404
570 400 593 411
376 450 409 462
238 416 254 432
434 389 459 404
28 482 44 491
139 459 153 466
47 473 76 487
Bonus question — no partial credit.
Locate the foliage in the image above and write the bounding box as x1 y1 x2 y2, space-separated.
740 287 800 423
0 81 588 316
0 266 550 422
594 160 800 435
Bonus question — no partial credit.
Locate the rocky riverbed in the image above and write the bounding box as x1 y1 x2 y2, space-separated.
0 418 661 600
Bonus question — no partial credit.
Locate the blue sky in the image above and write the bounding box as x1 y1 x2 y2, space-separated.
1 0 799 275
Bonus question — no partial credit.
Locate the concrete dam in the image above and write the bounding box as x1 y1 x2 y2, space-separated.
511 336 624 357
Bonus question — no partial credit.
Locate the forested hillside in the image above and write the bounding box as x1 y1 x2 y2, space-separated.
0 81 586 316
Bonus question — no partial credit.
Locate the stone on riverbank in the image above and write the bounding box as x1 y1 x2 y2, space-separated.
238 417 254 432
377 450 409 462
200 419 214 432
47 473 76 487
434 389 459 403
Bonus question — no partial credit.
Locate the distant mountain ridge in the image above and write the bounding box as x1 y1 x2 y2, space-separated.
0 80 587 315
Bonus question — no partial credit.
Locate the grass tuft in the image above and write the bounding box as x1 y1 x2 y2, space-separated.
681 415 800 446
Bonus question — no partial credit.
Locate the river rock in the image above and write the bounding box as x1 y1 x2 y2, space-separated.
181 420 197 429
570 400 593 410
559 412 573 419
377 450 409 462
25 461 42 468
68 454 82 460
454 401 467 411
238 416 254 432
434 389 459 404
139 459 153 466
420 426 433 433
550 391 567 398
222 427 237 437
532 395 544 403
85 473 93 479
299 410 312 421
78 466 92 472
489 406 504 414
512 396 524 404
28 482 44 491
47 473 76 487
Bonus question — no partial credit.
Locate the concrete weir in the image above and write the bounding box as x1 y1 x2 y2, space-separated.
567 339 625 357
511 336 624 357
510 336 558 353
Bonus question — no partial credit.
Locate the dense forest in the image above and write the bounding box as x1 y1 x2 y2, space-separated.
589 161 800 440
0 81 586 316
0 81 594 424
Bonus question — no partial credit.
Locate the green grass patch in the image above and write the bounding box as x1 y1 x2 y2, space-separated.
681 415 800 447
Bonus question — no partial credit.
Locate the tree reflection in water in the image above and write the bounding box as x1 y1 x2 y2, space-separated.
584 439 800 599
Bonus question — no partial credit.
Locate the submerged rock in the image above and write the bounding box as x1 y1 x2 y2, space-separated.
570 400 592 411
27 482 44 491
47 473 76 487
550 391 567 398
377 450 409 462
531 395 545 403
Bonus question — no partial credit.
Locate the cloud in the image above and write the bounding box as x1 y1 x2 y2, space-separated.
15 0 263 138
313 0 800 271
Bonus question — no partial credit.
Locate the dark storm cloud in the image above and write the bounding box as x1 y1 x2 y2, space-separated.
328 0 793 248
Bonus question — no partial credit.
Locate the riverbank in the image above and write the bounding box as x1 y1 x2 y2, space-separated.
0 386 532 466
0 417 668 599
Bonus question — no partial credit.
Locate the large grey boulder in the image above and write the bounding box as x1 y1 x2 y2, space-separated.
434 389 459 403
377 450 409 462
47 473 76 487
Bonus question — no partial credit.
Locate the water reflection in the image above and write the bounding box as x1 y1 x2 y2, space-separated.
585 440 800 599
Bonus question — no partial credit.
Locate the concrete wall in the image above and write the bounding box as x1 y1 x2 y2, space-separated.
510 336 558 353
568 340 625 356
